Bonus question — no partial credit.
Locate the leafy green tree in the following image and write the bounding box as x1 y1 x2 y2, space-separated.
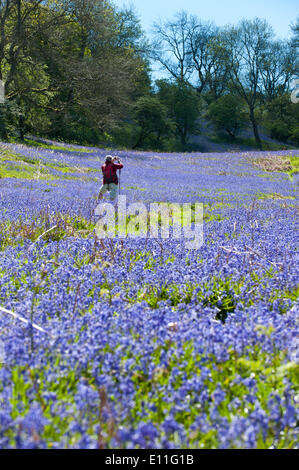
290 126 299 145
0 0 151 143
262 94 299 143
157 79 200 149
0 0 60 139
207 94 247 138
48 0 150 140
133 96 175 149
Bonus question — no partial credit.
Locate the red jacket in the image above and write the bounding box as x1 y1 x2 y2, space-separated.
101 161 123 185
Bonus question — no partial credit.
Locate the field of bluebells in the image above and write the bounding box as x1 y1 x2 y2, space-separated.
0 139 298 449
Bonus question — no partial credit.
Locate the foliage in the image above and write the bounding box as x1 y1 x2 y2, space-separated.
0 0 151 143
0 3 298 150
151 12 298 151
262 95 299 144
133 96 175 149
207 94 248 138
157 79 201 149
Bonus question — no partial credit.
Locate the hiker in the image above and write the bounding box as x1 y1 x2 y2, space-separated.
98 155 123 201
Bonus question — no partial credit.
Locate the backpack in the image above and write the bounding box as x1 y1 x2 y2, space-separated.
102 163 117 184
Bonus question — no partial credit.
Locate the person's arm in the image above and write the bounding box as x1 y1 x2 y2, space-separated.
113 162 123 170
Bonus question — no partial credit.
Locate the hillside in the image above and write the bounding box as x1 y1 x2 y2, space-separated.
0 141 298 449
188 120 297 153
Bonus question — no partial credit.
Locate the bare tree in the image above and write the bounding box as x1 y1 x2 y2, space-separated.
260 40 298 101
223 18 274 149
188 17 230 97
151 12 232 100
290 16 299 49
151 10 193 81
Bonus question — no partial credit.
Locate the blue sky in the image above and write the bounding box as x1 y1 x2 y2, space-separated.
113 0 298 40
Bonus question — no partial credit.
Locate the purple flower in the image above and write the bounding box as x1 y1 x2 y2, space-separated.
16 404 49 434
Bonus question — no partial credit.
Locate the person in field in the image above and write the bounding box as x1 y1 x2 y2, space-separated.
98 155 123 201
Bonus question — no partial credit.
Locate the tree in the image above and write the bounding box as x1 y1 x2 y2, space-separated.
207 94 247 138
0 0 64 138
223 18 274 149
290 16 299 49
49 0 151 140
0 0 151 142
188 17 230 98
260 40 298 101
133 96 175 149
151 11 193 82
263 94 299 142
157 79 200 149
113 4 152 100
51 0 142 137
151 12 231 100
114 4 149 56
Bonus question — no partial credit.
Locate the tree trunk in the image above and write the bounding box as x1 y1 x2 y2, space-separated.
19 114 25 141
249 106 262 150
133 129 146 149
0 104 8 140
226 129 236 139
180 127 188 150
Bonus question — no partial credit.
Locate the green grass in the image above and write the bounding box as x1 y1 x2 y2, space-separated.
126 186 147 191
0 161 57 180
110 203 226 237
0 163 95 181
24 138 95 153
0 213 96 251
0 147 99 180
289 156 299 177
257 192 296 200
